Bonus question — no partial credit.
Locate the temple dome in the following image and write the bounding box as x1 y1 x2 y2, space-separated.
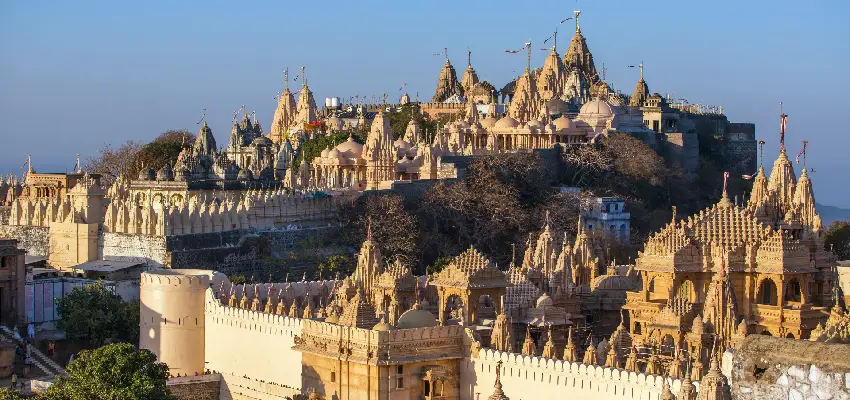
334 137 363 158
494 116 519 128
396 308 438 329
590 274 635 291
526 119 544 130
553 116 573 130
328 148 342 159
480 116 498 128
320 147 331 158
579 99 614 118
372 318 394 332
536 293 554 307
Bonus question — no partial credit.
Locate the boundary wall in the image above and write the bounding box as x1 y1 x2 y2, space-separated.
460 348 694 400
204 288 305 399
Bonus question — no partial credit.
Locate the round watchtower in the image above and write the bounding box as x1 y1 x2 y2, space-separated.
139 269 211 376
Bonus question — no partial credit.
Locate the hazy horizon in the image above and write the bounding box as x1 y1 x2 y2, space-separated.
1 0 848 207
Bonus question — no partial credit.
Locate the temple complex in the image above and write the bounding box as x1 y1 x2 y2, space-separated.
623 134 835 377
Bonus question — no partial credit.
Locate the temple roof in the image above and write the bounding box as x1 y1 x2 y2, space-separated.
431 247 509 289
433 58 464 103
338 290 379 329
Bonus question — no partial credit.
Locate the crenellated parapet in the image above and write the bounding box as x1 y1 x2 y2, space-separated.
468 347 697 399
104 187 336 236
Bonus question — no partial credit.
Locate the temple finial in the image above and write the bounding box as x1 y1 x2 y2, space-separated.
301 66 306 87
283 68 289 91
526 41 532 72
467 48 471 67
779 101 788 152
574 10 581 33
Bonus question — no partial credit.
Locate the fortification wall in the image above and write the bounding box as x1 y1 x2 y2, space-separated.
204 290 305 395
102 232 168 268
460 348 692 400
0 225 49 256
730 335 850 400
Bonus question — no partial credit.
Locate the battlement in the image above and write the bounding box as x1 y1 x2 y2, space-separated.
104 188 337 236
142 269 213 287
463 348 696 400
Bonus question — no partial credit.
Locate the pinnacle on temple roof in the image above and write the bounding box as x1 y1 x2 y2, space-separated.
678 370 698 400
488 361 510 400
629 63 649 107
521 326 537 356
660 382 675 400
270 75 297 143
562 326 578 362
563 10 598 84
433 56 464 102
460 49 479 96
697 355 732 400
541 327 558 359
193 121 217 157
582 338 597 365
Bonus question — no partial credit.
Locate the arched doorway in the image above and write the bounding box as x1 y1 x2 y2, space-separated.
758 279 778 306
443 294 465 325
784 279 802 303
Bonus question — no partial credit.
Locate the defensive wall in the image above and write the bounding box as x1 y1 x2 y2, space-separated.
460 348 691 400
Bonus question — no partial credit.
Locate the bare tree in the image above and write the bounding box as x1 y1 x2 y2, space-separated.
84 140 143 187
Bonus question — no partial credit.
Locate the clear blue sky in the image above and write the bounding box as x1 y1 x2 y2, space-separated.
1 0 848 207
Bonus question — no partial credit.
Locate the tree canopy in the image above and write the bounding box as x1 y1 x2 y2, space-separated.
43 343 174 400
825 220 850 260
56 282 139 347
84 129 194 186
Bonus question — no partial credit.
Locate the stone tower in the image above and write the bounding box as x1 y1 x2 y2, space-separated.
140 269 211 376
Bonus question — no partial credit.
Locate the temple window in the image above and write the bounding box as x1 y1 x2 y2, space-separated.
758 279 778 306
784 279 802 303
331 371 335 383
396 365 403 389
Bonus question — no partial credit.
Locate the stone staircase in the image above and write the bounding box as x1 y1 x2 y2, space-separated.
0 326 66 379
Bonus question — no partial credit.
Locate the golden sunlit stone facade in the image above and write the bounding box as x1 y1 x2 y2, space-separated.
624 144 835 372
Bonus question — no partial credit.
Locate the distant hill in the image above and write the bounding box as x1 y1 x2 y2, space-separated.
818 203 850 226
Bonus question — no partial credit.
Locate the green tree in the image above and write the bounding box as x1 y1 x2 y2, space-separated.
0 388 30 400
128 130 195 179
825 221 850 260
43 343 174 400
56 282 139 347
315 254 356 280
